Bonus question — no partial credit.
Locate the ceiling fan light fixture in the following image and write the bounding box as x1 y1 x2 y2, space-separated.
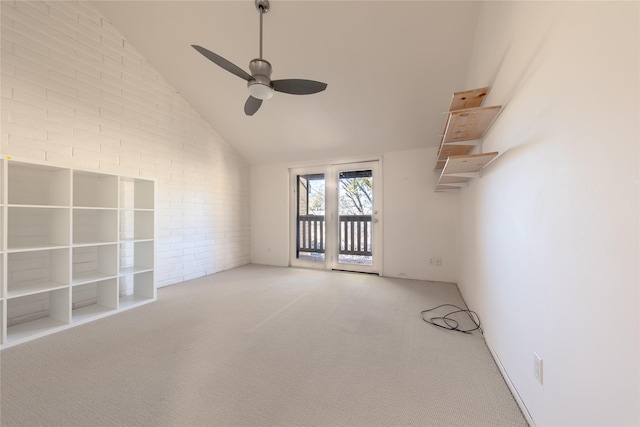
248 80 274 100
248 58 274 100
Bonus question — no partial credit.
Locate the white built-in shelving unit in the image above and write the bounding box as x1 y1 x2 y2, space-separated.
0 157 156 348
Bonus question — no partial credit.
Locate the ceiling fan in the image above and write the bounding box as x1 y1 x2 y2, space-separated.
192 0 327 116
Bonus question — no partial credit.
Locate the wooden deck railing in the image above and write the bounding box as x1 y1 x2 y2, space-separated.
298 215 325 253
338 215 372 255
298 214 372 256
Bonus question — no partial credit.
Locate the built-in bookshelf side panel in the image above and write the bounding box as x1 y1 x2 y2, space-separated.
0 300 5 346
1 160 4 346
1 159 5 301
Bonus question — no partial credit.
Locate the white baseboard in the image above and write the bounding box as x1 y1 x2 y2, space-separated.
485 339 536 427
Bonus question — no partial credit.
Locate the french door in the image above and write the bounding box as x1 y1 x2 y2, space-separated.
290 161 381 274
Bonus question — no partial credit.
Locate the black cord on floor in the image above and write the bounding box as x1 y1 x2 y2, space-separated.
420 304 483 334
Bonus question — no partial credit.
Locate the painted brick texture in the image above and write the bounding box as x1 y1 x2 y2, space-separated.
1 0 251 287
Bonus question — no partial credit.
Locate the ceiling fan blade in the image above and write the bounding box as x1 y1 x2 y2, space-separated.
244 96 263 116
273 79 328 95
192 45 251 81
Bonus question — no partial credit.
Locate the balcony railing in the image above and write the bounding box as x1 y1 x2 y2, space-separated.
298 214 372 256
298 215 325 253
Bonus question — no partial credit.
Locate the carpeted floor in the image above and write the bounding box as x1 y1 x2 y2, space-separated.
0 265 526 426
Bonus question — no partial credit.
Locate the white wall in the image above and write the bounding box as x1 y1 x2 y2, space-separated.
1 1 251 287
458 2 639 425
251 147 458 283
250 162 290 267
382 148 457 282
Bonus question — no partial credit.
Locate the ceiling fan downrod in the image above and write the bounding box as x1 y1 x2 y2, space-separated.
256 0 269 60
248 0 273 101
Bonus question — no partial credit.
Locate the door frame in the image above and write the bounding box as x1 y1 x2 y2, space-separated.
289 165 330 270
289 157 383 274
329 161 381 274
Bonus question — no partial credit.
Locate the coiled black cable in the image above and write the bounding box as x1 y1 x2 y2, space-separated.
420 304 483 334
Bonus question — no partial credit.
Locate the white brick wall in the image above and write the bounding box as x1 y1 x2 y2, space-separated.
1 0 251 287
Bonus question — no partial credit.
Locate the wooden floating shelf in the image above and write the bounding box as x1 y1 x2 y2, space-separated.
442 152 498 174
442 106 502 143
435 143 476 170
435 105 502 167
435 152 498 192
448 87 489 111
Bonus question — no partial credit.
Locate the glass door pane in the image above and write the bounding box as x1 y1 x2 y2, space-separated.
337 169 373 266
296 173 326 264
330 161 380 274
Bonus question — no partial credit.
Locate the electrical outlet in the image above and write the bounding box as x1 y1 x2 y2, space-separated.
533 352 543 385
429 258 434 265
435 257 442 266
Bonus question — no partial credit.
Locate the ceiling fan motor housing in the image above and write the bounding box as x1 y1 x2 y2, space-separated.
248 58 274 100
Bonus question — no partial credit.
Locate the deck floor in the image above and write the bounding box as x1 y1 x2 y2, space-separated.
298 252 373 266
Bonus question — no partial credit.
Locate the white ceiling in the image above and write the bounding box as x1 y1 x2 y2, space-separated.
93 1 482 165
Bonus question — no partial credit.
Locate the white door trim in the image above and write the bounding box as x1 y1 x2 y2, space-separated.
289 158 383 276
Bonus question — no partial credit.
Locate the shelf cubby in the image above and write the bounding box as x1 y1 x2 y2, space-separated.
7 248 70 298
72 279 117 323
120 177 154 210
6 288 70 344
72 244 117 286
7 207 70 250
73 208 118 245
8 161 70 207
134 210 154 240
73 171 118 208
119 271 154 310
119 240 154 275
119 210 154 242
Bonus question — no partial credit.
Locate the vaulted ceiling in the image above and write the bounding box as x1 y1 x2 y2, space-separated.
93 1 482 165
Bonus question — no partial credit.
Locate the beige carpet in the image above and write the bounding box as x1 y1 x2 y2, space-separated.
0 265 526 426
